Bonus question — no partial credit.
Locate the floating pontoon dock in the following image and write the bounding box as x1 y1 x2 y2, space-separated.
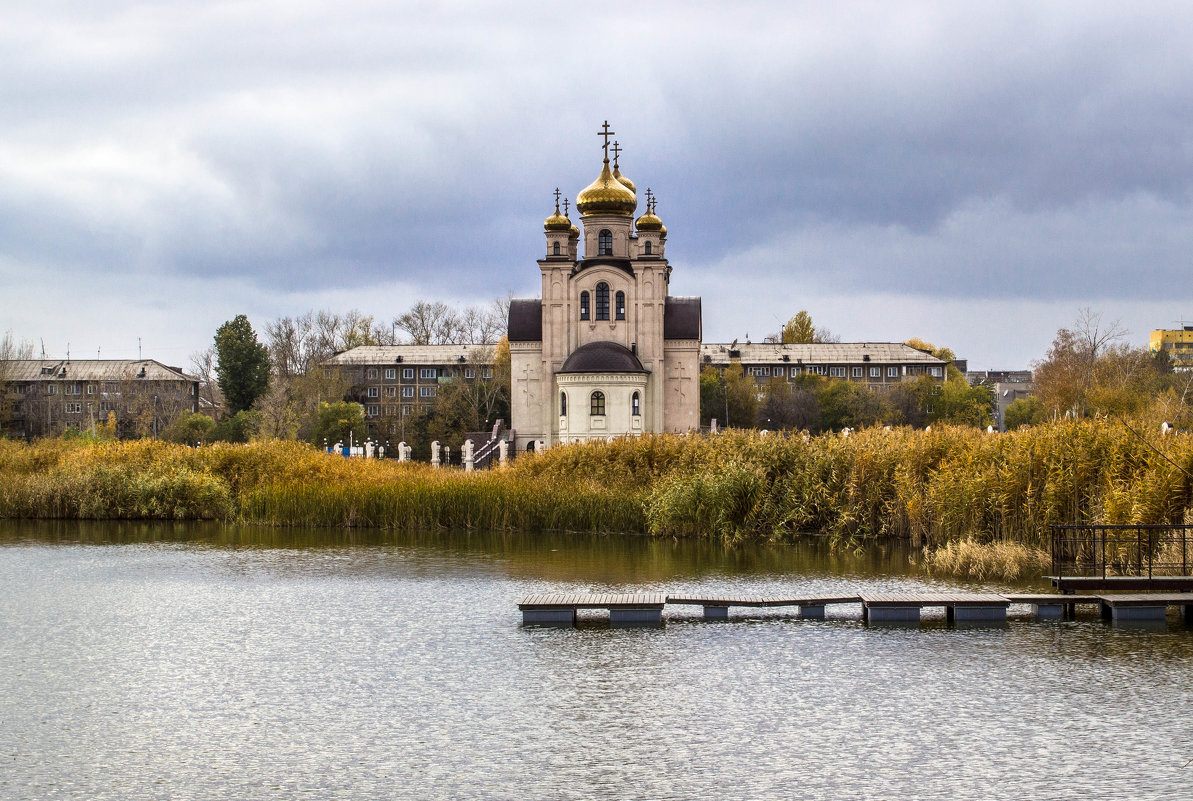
517 591 1193 626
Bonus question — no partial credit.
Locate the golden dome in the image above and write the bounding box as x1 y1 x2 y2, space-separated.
570 222 580 236
635 209 662 231
544 209 571 231
613 162 636 194
635 190 664 232
544 190 572 231
576 159 637 216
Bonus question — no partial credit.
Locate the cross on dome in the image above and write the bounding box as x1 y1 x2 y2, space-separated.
597 120 615 159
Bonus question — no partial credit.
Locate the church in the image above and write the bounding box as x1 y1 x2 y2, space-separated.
508 124 702 451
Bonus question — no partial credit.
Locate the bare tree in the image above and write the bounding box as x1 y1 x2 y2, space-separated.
189 346 223 413
394 301 461 345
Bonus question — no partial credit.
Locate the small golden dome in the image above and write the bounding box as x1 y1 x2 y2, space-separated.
544 190 572 231
544 209 570 231
570 222 580 237
635 189 664 232
635 209 662 231
576 159 637 216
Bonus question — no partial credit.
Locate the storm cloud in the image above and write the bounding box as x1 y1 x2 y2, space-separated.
2 1 1191 368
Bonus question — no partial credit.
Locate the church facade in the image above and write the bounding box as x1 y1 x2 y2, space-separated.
508 128 701 451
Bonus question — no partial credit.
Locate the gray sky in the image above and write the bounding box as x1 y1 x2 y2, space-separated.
3 1 1192 370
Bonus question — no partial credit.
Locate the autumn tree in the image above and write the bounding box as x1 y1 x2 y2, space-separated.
214 315 270 414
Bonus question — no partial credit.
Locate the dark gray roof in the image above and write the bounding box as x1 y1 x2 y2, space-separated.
558 341 648 374
507 299 542 342
664 296 701 340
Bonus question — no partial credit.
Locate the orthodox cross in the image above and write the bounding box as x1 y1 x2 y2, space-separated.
645 188 655 212
611 141 622 166
670 362 691 401
597 120 615 159
553 187 561 212
562 198 570 217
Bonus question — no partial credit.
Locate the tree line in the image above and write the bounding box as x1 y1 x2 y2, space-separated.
164 300 511 450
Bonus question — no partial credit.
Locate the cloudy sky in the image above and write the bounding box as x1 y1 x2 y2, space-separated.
3 1 1191 370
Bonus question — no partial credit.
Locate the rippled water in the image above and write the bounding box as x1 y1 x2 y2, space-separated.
1 521 1191 800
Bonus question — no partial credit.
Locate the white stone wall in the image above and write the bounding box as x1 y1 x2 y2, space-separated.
556 372 649 442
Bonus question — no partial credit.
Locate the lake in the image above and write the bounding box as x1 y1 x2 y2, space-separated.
1 520 1190 800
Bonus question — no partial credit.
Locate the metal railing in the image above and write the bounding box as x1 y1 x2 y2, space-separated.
1051 524 1193 579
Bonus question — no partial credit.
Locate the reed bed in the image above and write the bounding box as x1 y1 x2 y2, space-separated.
2 419 1191 546
920 539 1050 582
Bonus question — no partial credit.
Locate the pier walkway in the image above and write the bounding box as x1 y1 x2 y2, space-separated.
517 590 1193 626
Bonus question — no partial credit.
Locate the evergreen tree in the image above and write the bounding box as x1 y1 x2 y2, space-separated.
214 314 270 414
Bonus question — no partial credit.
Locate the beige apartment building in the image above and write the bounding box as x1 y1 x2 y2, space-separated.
0 359 199 439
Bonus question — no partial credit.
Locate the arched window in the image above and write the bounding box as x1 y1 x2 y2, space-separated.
643 241 652 255
598 229 612 255
631 391 640 416
552 241 560 256
590 391 605 416
559 391 567 416
595 282 610 321
579 291 590 320
615 291 626 320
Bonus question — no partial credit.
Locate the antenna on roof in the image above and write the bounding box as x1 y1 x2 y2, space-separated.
40 339 45 360
138 337 142 360
66 342 70 362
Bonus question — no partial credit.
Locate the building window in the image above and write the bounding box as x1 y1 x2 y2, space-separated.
615 291 626 320
366 368 378 379
385 368 396 379
830 367 845 378
64 403 81 414
402 387 414 398
420 368 436 379
870 367 881 378
385 386 397 397
46 385 56 395
553 241 561 256
773 367 785 377
930 367 943 377
560 392 567 416
465 368 475 379
99 401 111 412
595 282 610 320
367 387 379 398
644 241 652 255
631 392 640 416
86 385 95 395
420 386 436 397
888 367 899 378
367 405 378 417
590 391 605 416
403 368 414 379
852 367 863 378
580 291 590 320
482 368 493 379
598 229 612 255
748 366 770 376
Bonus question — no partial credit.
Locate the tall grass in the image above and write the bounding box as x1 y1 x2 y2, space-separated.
2 418 1191 546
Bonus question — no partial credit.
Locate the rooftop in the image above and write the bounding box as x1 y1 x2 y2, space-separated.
700 342 948 365
323 345 497 366
1 359 193 381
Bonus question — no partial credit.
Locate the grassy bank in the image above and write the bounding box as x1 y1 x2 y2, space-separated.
2 419 1191 552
